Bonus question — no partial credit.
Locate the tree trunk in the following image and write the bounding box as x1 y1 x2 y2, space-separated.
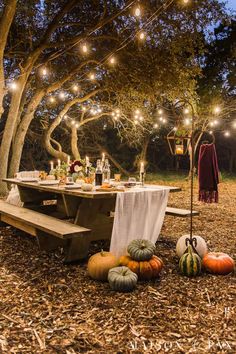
0 0 17 118
96 144 129 176
71 126 81 160
0 75 29 195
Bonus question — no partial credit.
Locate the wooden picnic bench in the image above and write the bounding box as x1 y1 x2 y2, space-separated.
1 179 197 262
0 200 90 262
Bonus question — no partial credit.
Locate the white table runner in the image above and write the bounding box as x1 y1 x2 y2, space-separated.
109 186 170 258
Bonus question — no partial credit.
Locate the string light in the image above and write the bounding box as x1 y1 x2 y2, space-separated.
75 123 79 128
153 123 159 129
49 96 55 103
162 118 167 123
138 31 146 41
214 106 220 114
184 108 189 114
72 84 79 92
173 127 177 131
59 92 66 100
159 116 163 121
184 118 190 125
233 121 236 129
158 109 163 115
81 43 88 54
82 106 87 111
224 131 230 137
134 6 141 17
213 119 219 125
9 81 18 91
209 130 213 135
183 0 190 4
109 56 116 65
64 114 68 119
89 73 95 80
71 120 75 125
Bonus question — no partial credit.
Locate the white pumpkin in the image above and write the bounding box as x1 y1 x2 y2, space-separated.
176 234 208 259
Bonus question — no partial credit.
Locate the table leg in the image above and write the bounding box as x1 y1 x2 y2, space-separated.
74 197 116 242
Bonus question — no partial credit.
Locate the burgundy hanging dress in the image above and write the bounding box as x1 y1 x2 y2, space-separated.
198 143 219 203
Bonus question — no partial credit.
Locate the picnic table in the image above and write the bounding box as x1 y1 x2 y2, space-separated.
1 178 181 262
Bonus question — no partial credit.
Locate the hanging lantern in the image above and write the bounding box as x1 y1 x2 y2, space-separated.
167 127 191 156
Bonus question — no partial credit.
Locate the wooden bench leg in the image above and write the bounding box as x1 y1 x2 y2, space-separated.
64 235 90 263
36 231 66 252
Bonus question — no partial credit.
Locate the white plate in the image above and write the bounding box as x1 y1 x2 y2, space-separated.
64 184 82 190
18 178 39 182
38 180 59 186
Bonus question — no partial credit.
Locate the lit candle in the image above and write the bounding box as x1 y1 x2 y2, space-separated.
140 162 145 173
50 161 54 171
86 156 90 166
102 153 105 162
58 159 61 168
67 155 70 165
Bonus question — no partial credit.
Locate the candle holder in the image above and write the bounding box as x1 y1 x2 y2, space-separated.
140 172 145 186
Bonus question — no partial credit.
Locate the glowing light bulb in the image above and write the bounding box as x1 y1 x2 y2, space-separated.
134 6 141 17
115 109 120 114
159 116 163 121
185 118 190 125
162 118 167 123
233 121 236 129
134 120 138 125
158 109 163 115
64 114 68 120
89 73 95 80
72 84 79 92
71 120 75 125
139 31 146 40
184 108 189 114
183 0 189 4
82 106 86 111
153 123 158 129
82 44 88 53
213 120 219 125
109 56 116 64
112 112 115 117
173 127 177 131
224 131 230 137
139 116 144 121
49 96 55 103
59 92 65 100
135 109 140 115
9 81 18 91
75 123 79 128
209 130 213 135
214 106 220 114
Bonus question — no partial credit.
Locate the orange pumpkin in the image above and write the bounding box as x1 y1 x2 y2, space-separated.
119 255 163 280
202 252 235 275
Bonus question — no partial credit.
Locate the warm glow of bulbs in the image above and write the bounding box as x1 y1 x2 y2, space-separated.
214 106 220 114
185 118 190 125
82 106 86 111
89 73 95 80
139 31 146 40
9 81 18 91
75 123 79 128
134 6 141 17
81 44 88 53
64 114 68 119
49 96 55 103
184 108 189 114
109 56 116 64
59 92 65 99
153 123 158 129
224 131 230 137
71 120 75 125
158 109 163 115
183 0 189 4
233 121 236 129
72 84 79 92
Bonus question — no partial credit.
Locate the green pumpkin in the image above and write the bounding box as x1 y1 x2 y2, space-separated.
179 245 201 277
127 239 156 261
108 266 138 292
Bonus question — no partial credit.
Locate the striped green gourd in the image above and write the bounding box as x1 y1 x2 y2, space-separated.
179 245 201 277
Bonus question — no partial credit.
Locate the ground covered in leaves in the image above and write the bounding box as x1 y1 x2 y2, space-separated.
0 178 235 353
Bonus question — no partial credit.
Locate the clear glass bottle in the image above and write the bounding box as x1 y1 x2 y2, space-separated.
103 159 111 183
95 159 103 186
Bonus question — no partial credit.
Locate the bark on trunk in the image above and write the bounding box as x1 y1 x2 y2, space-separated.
44 114 68 161
0 0 17 118
71 126 81 160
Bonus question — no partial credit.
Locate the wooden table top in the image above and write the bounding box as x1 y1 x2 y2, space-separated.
3 178 181 199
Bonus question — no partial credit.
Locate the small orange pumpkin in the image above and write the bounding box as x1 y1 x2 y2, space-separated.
88 250 119 281
119 255 163 280
202 252 235 275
